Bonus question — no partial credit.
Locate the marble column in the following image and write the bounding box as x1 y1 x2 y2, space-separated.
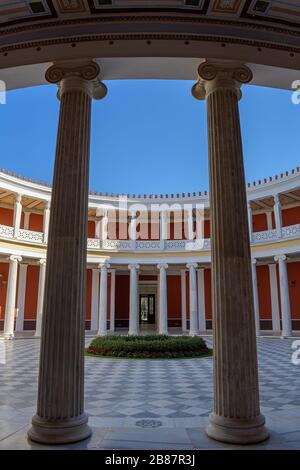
110 269 116 333
197 268 206 332
43 201 50 244
24 212 30 230
3 255 22 339
129 264 139 335
266 212 273 231
180 269 187 332
91 269 100 331
251 259 261 336
98 263 110 336
187 263 198 336
192 61 268 444
13 194 22 238
28 60 107 445
15 263 28 332
273 194 282 238
247 202 253 243
274 255 292 338
268 263 281 334
157 263 168 335
35 259 46 337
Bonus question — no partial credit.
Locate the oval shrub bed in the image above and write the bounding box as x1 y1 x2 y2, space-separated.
86 335 212 359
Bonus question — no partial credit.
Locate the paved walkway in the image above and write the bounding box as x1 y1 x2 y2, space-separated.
0 336 299 449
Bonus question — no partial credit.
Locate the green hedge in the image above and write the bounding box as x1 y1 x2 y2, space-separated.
86 335 212 359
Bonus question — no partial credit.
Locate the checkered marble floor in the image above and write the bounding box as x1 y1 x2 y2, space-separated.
0 336 299 449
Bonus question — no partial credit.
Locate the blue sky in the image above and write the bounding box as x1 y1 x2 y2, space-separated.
0 80 299 194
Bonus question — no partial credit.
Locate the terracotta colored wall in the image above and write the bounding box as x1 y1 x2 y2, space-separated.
253 213 268 232
88 221 95 238
282 206 300 227
115 275 130 319
0 207 13 226
167 275 181 319
29 213 43 232
0 262 9 320
288 262 300 319
204 269 212 320
256 265 272 319
204 220 210 238
86 269 92 321
24 266 39 320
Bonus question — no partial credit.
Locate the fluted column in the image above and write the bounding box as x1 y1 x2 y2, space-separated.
197 268 206 332
186 263 198 336
98 263 110 336
13 194 22 238
91 268 100 330
35 259 46 337
157 263 168 335
28 60 107 445
129 264 139 335
268 264 281 334
192 61 268 444
251 259 260 336
3 255 22 339
43 201 50 244
274 255 292 338
273 194 282 238
110 269 116 333
180 269 187 332
15 263 28 332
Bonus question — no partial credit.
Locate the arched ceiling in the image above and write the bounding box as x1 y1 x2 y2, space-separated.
0 1 299 90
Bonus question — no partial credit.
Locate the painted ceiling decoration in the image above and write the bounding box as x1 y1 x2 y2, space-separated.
0 0 299 29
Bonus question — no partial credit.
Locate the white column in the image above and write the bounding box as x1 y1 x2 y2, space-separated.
157 263 168 335
43 201 50 243
247 202 253 242
251 259 260 336
110 269 116 333
274 255 292 338
24 212 31 230
129 264 139 335
3 255 22 339
187 208 194 240
273 194 282 238
101 210 109 241
13 194 22 238
160 210 168 240
35 259 47 337
15 263 28 332
129 212 137 241
197 268 206 332
187 263 198 336
91 269 99 331
268 264 281 334
266 212 273 231
181 269 187 332
98 263 110 336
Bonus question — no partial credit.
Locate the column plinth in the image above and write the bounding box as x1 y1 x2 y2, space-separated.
28 60 106 445
193 60 268 444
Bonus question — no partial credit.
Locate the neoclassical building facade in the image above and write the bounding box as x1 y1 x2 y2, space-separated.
1 166 299 339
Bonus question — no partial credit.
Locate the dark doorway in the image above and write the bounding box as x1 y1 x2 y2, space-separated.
139 294 155 324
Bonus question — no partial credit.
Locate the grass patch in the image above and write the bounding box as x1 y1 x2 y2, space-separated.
86 335 212 359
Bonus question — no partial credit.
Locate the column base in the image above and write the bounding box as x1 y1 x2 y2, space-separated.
206 412 269 445
189 331 199 337
28 413 92 445
2 333 15 340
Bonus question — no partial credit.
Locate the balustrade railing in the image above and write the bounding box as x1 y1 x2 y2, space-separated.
1 223 300 252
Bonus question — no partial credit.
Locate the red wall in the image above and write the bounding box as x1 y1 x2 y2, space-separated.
29 213 43 232
167 275 181 319
282 207 300 227
86 269 92 321
256 265 272 319
204 269 212 320
253 213 268 232
0 262 9 320
88 221 95 239
0 207 13 226
24 265 39 320
204 220 210 238
288 262 300 319
115 275 130 319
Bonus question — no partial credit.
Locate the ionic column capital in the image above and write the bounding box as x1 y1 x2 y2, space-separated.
186 262 198 270
44 200 51 210
192 61 252 101
39 259 46 266
46 60 107 100
8 255 22 263
128 263 139 271
273 193 281 205
274 254 287 263
15 193 22 204
251 258 257 265
98 262 110 271
157 263 168 271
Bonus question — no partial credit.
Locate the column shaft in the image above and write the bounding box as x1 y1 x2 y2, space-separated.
98 264 109 336
187 263 198 336
15 263 28 332
3 255 22 339
157 264 168 335
181 270 187 332
129 264 139 335
35 260 46 337
251 260 260 336
91 269 100 331
110 270 116 333
275 255 292 338
13 194 22 238
268 264 281 333
197 268 206 332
